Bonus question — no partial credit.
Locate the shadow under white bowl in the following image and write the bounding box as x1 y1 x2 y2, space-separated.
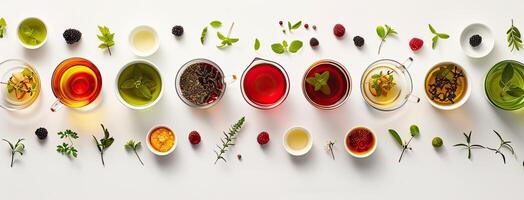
17 17 47 50
146 125 177 156
344 127 377 158
283 127 313 156
128 25 160 57
425 62 472 110
115 59 164 110
460 23 494 58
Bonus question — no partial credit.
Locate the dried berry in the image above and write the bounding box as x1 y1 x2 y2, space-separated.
312 25 317 30
237 154 242 160
63 29 82 44
35 127 48 140
304 24 309 29
171 25 184 37
469 34 482 47
279 21 283 26
333 24 345 37
309 37 319 48
188 131 201 144
409 38 424 51
353 36 365 47
257 131 270 145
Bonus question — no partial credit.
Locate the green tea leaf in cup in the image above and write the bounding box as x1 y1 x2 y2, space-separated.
507 86 524 97
137 85 152 100
502 63 514 84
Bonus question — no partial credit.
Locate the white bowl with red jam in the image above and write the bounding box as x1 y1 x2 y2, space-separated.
344 127 377 158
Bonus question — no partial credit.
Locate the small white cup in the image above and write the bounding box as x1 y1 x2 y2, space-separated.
146 125 177 156
283 127 313 156
344 127 377 158
17 17 47 49
128 25 160 57
115 59 164 110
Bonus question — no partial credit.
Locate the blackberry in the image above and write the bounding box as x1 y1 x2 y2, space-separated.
62 29 82 44
353 36 365 47
35 127 48 140
469 34 482 47
171 25 184 37
309 37 319 48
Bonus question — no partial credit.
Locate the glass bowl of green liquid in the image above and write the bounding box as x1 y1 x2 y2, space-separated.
485 60 524 111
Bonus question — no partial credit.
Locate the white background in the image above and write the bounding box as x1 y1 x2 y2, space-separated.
1 0 523 199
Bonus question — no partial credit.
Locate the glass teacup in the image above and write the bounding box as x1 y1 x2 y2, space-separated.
0 59 41 111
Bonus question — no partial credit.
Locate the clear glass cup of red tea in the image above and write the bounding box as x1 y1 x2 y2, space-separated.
302 60 352 110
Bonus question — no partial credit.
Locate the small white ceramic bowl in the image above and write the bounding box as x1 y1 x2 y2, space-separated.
460 23 494 58
344 127 377 158
115 59 164 110
146 125 177 156
128 25 160 57
17 17 47 49
283 127 313 156
425 62 471 110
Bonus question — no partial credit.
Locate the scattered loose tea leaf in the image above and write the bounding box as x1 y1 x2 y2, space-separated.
0 18 6 38
210 20 222 28
200 27 208 44
254 38 260 51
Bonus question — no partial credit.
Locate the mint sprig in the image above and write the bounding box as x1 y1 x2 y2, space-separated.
306 71 331 95
376 24 397 54
429 24 449 49
97 25 115 55
216 22 239 49
287 21 302 32
271 40 303 54
119 65 157 100
499 63 524 98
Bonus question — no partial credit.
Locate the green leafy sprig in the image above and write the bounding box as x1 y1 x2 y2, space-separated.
2 138 24 167
499 63 524 98
306 71 331 95
92 124 114 167
200 27 208 44
119 65 158 100
124 139 144 166
97 25 115 55
453 131 485 159
0 18 6 38
388 125 420 163
271 40 303 54
57 129 79 158
216 22 239 49
214 116 245 164
429 24 449 49
376 24 397 54
507 19 522 52
484 130 514 164
287 21 302 32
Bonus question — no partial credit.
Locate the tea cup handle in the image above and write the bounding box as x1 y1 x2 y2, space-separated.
50 99 63 112
406 94 420 103
401 57 414 69
224 74 238 85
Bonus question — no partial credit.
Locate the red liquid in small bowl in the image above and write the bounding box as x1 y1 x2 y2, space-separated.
304 62 350 108
346 127 375 155
242 63 288 107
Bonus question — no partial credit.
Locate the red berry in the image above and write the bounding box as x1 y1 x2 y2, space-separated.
279 21 283 26
409 38 424 52
257 132 270 145
188 131 201 144
304 24 309 29
333 24 345 37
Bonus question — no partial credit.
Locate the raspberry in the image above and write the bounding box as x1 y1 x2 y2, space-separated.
333 24 345 37
309 37 319 48
188 131 201 144
257 132 270 145
409 38 424 52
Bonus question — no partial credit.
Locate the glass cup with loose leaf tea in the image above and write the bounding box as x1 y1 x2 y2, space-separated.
424 62 471 110
116 59 163 110
361 58 419 111
302 59 351 110
485 60 524 111
0 59 41 111
175 58 235 109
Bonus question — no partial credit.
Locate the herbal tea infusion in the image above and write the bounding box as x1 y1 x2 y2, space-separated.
425 63 468 105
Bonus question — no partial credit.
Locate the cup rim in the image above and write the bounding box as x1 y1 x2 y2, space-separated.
484 60 524 111
146 125 177 156
175 58 226 109
17 17 47 49
302 59 351 110
128 25 160 57
240 57 290 110
424 61 471 110
360 58 414 112
115 59 164 110
344 126 377 158
282 126 313 156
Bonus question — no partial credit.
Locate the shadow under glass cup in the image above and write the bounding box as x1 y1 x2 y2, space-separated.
50 57 103 112
0 59 41 111
361 57 419 111
240 57 290 110
302 59 351 110
175 58 235 109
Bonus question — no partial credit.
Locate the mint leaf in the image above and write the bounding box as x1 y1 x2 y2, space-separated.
410 125 420 137
306 71 331 95
210 21 222 28
97 25 115 55
507 86 524 97
288 40 303 53
200 27 208 44
291 21 302 30
254 38 260 51
388 129 404 147
376 26 385 39
271 43 285 54
137 85 152 99
502 63 514 84
428 24 449 49
120 79 137 89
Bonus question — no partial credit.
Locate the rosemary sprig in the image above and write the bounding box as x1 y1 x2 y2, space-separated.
453 131 485 159
507 19 522 52
124 139 144 166
485 130 514 164
92 124 114 167
2 138 25 167
214 116 245 164
326 140 336 160
388 125 420 163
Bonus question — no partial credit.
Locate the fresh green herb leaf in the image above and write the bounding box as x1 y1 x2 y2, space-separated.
254 38 260 51
97 25 115 55
428 24 449 49
125 139 144 165
288 40 303 53
271 40 302 54
214 117 246 164
93 124 114 166
507 19 522 52
389 125 420 163
271 43 285 54
507 86 524 97
306 71 331 95
56 130 79 158
376 24 397 54
410 125 420 137
0 18 6 38
210 20 222 28
200 27 208 44
502 63 514 84
216 23 239 49
2 138 24 167
388 129 403 147
291 21 302 30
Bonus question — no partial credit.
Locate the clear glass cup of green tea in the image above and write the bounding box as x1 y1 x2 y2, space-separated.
116 59 163 110
485 60 524 111
361 57 419 111
424 62 471 110
0 59 41 111
50 57 103 112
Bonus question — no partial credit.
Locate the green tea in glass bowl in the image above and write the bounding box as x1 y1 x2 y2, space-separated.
485 60 524 110
116 60 163 110
17 17 47 49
